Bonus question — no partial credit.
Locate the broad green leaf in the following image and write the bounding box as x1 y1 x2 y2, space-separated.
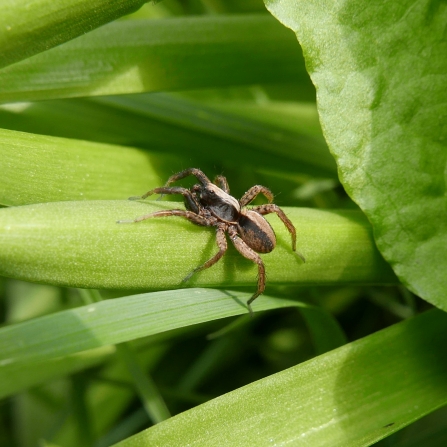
264 2 447 310
0 15 308 102
112 309 447 447
0 128 168 206
0 1 147 70
0 93 336 180
0 201 397 288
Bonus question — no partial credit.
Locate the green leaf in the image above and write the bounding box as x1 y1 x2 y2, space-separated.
111 309 447 447
0 15 308 102
0 128 167 206
0 201 397 288
0 93 336 181
0 289 304 379
0 0 147 69
264 2 447 310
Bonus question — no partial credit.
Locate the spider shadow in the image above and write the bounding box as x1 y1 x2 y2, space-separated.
179 236 254 315
186 230 303 293
220 289 248 311
183 229 240 288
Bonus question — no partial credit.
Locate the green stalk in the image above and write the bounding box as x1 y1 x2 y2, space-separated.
0 201 397 289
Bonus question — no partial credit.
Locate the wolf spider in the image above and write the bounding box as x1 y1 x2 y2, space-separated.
118 168 303 314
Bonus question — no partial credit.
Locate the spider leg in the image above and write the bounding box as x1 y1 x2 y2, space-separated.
164 168 211 187
251 204 304 260
239 185 274 207
129 186 201 214
229 229 266 316
117 209 211 225
182 226 228 283
213 175 230 194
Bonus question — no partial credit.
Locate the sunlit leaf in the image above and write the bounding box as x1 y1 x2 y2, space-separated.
0 15 308 101
0 201 396 288
0 128 165 206
265 0 447 310
0 0 147 69
112 309 447 447
0 93 336 182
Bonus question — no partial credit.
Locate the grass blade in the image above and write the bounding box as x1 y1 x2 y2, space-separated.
0 128 165 206
0 0 147 69
0 289 308 367
112 309 447 447
0 15 307 102
0 93 335 181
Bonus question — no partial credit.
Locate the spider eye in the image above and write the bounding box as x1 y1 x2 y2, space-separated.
204 188 216 197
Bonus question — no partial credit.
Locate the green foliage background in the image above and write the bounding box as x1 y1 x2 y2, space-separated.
0 1 446 446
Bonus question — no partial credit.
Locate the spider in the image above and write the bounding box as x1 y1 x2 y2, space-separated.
118 168 304 315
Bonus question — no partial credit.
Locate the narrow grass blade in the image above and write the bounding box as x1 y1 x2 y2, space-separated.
116 344 171 423
99 93 336 177
0 289 308 368
299 306 347 354
0 346 114 399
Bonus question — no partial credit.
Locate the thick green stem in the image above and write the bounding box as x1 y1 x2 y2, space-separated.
0 200 397 289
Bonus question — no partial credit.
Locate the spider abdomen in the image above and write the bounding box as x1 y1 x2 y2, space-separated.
237 210 276 253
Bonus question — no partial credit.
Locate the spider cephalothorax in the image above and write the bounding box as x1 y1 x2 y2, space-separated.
119 168 303 314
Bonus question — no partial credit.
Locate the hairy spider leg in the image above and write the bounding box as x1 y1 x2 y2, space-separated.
128 186 201 214
213 175 230 194
229 227 266 316
251 204 304 260
121 209 213 226
164 168 211 188
239 185 274 207
182 225 228 283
